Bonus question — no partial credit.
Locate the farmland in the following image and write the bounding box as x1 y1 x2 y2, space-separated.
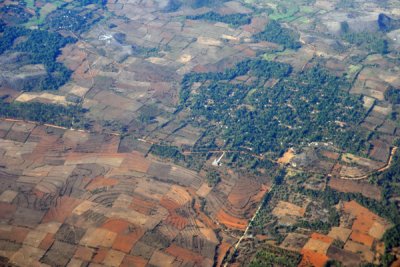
1 0 400 266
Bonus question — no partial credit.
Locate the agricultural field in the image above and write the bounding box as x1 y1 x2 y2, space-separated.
0 0 400 266
0 119 270 266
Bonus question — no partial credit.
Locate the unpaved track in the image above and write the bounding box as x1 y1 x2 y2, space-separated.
222 185 275 267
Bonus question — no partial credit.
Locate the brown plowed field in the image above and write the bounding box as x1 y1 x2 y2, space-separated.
165 214 189 231
369 140 390 162
85 177 119 191
164 185 192 206
328 178 381 200
227 179 261 209
121 255 148 267
129 196 158 215
120 152 151 173
42 196 82 223
0 203 16 220
160 197 181 212
320 150 340 160
0 118 266 266
74 246 94 261
165 244 204 265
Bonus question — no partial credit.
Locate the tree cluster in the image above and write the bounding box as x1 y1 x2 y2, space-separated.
253 20 301 49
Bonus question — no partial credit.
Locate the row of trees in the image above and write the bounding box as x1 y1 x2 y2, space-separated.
187 12 251 27
164 0 228 12
0 100 87 128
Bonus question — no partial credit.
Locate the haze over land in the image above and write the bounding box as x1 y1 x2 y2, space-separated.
0 0 400 266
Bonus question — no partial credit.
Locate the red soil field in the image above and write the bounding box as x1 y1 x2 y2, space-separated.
0 203 16 220
217 242 231 267
193 202 218 230
38 233 55 251
92 248 108 264
160 197 181 213
112 229 145 253
165 244 204 265
129 196 157 215
42 196 81 223
216 209 248 231
227 179 261 209
161 195 190 230
74 246 94 261
101 219 130 234
85 177 119 191
350 232 374 248
101 218 146 253
311 233 333 244
391 259 400 267
300 249 329 267
165 214 189 230
120 255 147 267
0 226 30 244
343 201 379 234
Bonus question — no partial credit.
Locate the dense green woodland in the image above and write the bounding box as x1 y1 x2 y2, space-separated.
384 87 400 104
181 59 367 156
254 20 301 49
343 31 388 54
150 144 185 161
0 26 75 91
